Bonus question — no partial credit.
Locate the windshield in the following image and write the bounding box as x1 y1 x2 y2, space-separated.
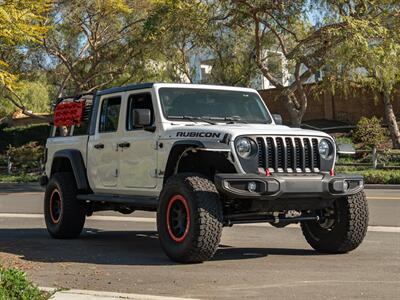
158 88 272 124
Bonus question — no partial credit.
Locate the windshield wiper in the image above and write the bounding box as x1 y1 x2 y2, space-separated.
169 115 217 125
206 116 248 124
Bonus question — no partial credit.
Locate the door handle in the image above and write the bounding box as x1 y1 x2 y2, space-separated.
118 141 130 148
94 143 104 149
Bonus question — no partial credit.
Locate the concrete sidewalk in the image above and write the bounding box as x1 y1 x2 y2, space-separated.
45 288 198 300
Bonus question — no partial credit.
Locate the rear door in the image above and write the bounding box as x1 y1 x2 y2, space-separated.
87 94 123 192
118 90 158 190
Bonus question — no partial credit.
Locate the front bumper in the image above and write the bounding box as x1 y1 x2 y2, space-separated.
214 173 364 200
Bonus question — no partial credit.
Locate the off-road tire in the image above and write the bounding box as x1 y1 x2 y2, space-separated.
157 173 223 263
301 190 368 253
44 172 86 238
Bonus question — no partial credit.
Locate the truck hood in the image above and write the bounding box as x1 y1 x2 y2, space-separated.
161 123 332 141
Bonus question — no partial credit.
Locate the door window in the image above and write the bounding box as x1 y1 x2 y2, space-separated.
99 97 121 133
126 93 154 131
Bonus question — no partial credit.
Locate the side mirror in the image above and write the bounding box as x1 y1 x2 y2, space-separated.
337 143 356 155
272 114 283 125
133 109 152 127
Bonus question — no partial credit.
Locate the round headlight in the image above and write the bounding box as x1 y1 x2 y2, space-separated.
319 139 332 159
236 137 254 158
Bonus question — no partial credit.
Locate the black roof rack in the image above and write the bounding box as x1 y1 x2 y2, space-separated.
96 83 154 96
55 82 154 105
55 91 96 106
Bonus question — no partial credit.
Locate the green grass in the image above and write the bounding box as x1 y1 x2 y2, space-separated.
337 167 400 184
0 266 50 300
0 174 40 183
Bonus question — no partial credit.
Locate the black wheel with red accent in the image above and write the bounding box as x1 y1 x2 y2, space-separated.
301 191 369 253
157 173 223 263
166 194 191 243
44 172 86 239
49 188 62 224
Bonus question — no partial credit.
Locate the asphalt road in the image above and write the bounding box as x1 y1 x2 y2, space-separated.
0 184 399 299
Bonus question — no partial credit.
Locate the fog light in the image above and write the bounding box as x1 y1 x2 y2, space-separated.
248 181 257 192
332 180 350 192
343 181 349 191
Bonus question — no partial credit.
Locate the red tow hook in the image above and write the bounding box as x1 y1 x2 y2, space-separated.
266 169 271 176
329 169 335 176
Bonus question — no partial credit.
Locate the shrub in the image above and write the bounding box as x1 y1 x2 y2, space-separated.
378 150 400 166
6 142 44 174
362 170 400 184
337 167 400 184
0 174 40 183
335 136 353 145
0 267 49 300
0 154 6 168
353 117 387 148
0 124 50 154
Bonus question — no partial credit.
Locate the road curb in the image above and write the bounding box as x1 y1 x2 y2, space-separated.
42 287 199 300
0 182 44 192
364 184 400 190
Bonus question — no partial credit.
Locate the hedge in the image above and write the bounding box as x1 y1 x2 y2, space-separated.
0 124 50 154
337 167 400 184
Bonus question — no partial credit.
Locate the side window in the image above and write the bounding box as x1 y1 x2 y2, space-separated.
126 93 154 130
73 101 93 136
99 96 121 133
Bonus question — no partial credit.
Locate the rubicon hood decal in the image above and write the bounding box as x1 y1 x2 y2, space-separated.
176 132 221 138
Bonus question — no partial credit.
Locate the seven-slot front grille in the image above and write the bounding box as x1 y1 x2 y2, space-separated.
256 136 320 173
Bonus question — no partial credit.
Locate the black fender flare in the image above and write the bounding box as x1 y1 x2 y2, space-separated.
163 140 231 182
172 140 231 151
51 149 90 191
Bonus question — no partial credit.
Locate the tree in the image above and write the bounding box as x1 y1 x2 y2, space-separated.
200 14 258 86
0 0 51 119
323 0 400 148
144 0 211 83
41 0 153 97
144 0 258 86
0 78 51 118
227 0 369 125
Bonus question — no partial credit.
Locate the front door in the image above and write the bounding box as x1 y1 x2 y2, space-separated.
87 95 122 191
118 91 157 189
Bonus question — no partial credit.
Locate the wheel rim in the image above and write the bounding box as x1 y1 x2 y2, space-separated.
49 188 62 224
317 205 337 231
166 194 190 243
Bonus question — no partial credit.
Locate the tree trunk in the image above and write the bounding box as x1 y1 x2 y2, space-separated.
279 92 306 127
383 90 400 149
288 107 303 127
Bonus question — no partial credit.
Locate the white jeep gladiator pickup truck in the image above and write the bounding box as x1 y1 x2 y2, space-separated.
41 83 368 263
